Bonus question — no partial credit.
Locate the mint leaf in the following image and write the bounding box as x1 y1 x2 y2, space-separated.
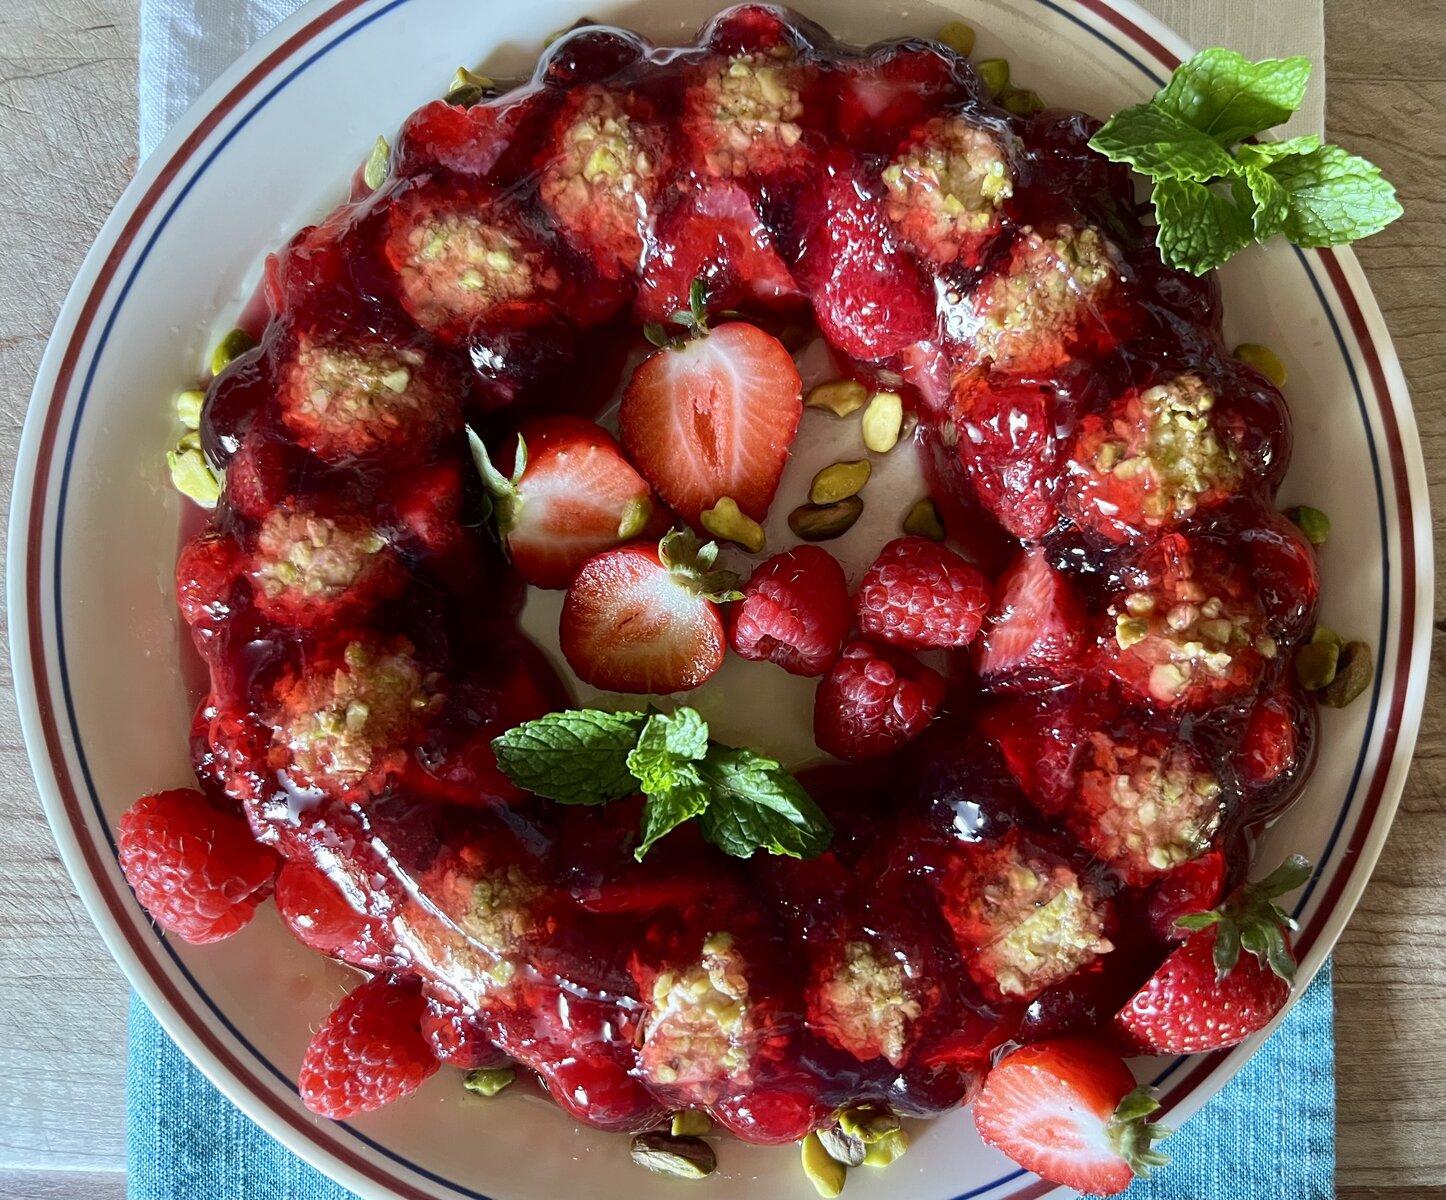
1234 135 1323 166
1088 104 1239 181
694 748 832 860
492 708 647 804
1153 49 1311 144
1152 178 1254 275
626 708 709 791
1264 144 1404 247
635 769 711 861
1234 168 1288 238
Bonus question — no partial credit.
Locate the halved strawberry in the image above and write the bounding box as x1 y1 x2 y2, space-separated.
793 160 936 361
619 295 802 524
635 183 801 324
1114 855 1308 1055
560 530 741 694
973 545 1087 691
949 375 1065 541
973 1039 1169 1197
470 416 654 589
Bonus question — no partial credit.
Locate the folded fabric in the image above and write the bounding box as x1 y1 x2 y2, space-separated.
127 964 1334 1200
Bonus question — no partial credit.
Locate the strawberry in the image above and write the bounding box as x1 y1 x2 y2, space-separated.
973 1039 1170 1196
470 416 654 589
635 182 801 324
619 291 802 524
1114 855 1309 1055
813 639 946 761
830 42 975 156
854 537 991 650
1235 668 1317 821
1063 373 1252 544
537 85 668 280
972 545 1088 691
1145 850 1227 943
1238 508 1321 645
679 52 818 182
560 530 741 694
420 990 510 1069
392 88 546 182
175 531 242 637
274 858 402 971
731 545 850 676
298 974 439 1119
1098 533 1269 711
794 161 937 361
116 789 279 944
949 375 1064 541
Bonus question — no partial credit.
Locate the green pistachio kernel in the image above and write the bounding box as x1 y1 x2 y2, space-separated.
629 1132 717 1180
1001 87 1044 116
861 1128 910 1167
1311 625 1344 649
209 328 256 378
445 66 495 107
617 495 654 540
701 496 766 553
1294 639 1339 691
670 1111 713 1138
809 460 872 506
976 58 1010 98
1233 343 1288 387
789 496 864 542
462 1067 515 1097
903 497 946 541
166 446 221 507
364 135 390 191
1287 505 1331 546
934 21 976 56
176 389 205 430
861 391 904 453
836 1103 900 1144
801 1132 847 1198
806 379 869 417
1321 640 1373 708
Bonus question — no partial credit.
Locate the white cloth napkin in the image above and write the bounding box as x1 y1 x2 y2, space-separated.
138 0 1324 159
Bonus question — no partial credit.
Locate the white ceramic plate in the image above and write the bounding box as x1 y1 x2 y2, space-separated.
8 1 1434 1197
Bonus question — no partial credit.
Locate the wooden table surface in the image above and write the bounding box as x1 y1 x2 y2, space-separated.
0 1 1441 1197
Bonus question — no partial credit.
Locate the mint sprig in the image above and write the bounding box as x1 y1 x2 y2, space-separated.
492 706 833 862
1090 48 1401 274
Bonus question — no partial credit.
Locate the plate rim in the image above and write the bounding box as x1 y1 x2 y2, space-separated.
6 1 1435 1197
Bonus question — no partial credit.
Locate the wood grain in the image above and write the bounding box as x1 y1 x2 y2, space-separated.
0 0 1440 1195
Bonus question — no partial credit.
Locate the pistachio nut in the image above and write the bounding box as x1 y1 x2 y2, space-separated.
1293 639 1339 691
1233 342 1288 387
670 1111 713 1138
816 1126 867 1167
861 391 904 453
630 1131 717 1180
166 446 220 507
976 57 1010 98
806 378 868 418
462 1067 515 1097
1321 640 1373 708
809 460 871 506
176 389 205 431
861 1128 910 1167
209 327 256 378
364 135 390 191
836 1102 900 1143
789 496 864 542
701 496 766 553
903 497 946 541
1287 505 1330 546
801 1132 847 1198
1002 88 1044 116
934 20 975 56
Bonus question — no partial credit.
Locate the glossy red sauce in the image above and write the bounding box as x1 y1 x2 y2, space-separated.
176 4 1321 1140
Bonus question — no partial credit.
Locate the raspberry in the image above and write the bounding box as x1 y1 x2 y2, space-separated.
298 975 439 1119
116 789 278 944
813 639 946 761
175 532 241 634
854 537 991 650
274 859 402 971
420 990 509 1068
730 546 850 676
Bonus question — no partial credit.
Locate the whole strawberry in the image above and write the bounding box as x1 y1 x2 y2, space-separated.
299 975 439 1119
973 1039 1170 1196
814 639 946 760
1114 855 1310 1055
116 789 278 944
855 536 991 650
273 859 403 971
731 545 850 676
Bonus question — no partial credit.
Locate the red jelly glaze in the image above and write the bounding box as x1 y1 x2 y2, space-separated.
168 4 1321 1142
